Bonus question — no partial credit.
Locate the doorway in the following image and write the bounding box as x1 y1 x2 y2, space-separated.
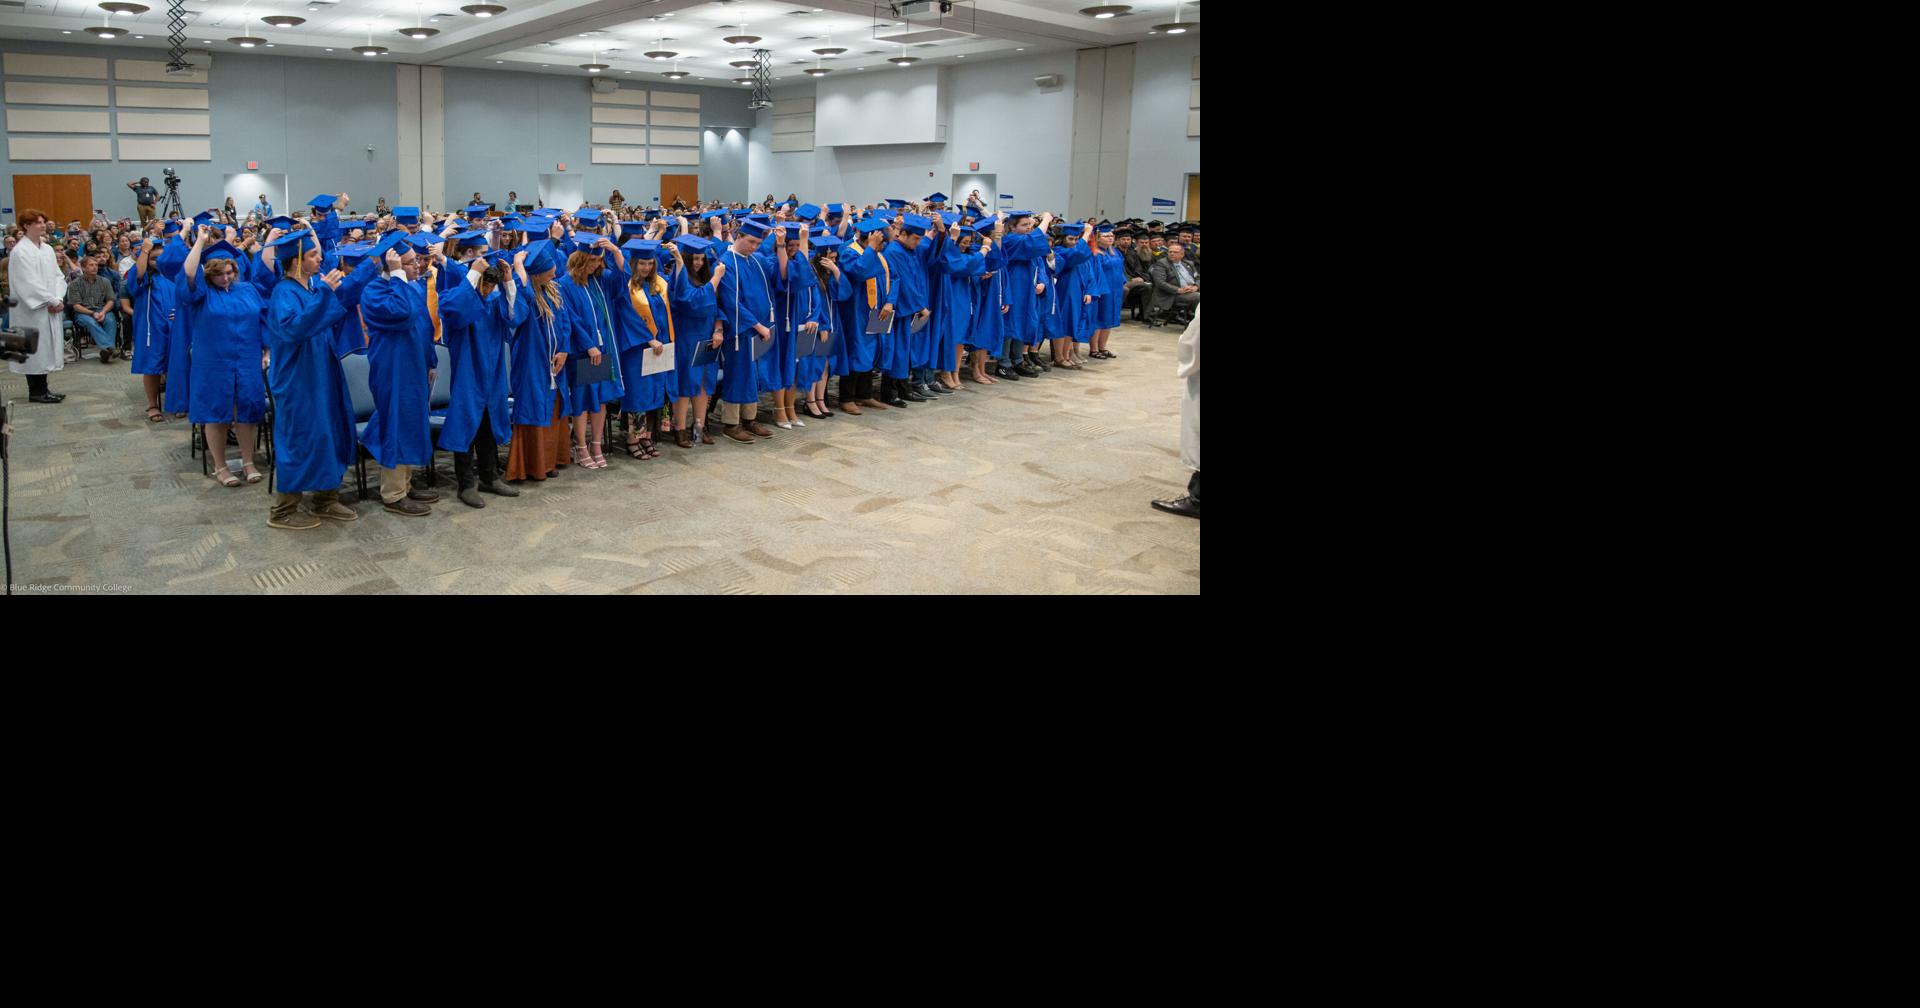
659 174 699 208
538 173 585 211
1184 173 1200 222
952 173 996 215
224 173 288 222
12 175 94 233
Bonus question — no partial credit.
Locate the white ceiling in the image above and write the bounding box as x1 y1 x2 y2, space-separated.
0 1 1198 78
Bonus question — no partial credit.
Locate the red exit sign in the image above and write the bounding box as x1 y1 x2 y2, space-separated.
969 162 979 170
247 161 258 170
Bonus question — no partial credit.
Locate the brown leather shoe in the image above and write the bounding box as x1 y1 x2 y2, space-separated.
311 500 359 522
675 429 694 448
840 400 863 415
384 498 432 517
745 421 775 438
724 424 755 444
859 398 890 410
698 425 716 445
408 488 440 503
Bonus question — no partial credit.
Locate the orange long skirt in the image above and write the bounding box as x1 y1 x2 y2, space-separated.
505 397 574 481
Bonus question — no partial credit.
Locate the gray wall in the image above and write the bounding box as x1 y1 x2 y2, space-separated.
744 41 1199 221
2 38 399 219
4 40 758 220
440 70 755 208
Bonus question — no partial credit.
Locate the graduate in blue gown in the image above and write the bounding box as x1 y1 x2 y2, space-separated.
667 233 723 445
437 249 525 506
836 217 895 412
261 228 358 528
607 238 677 459
558 235 624 470
880 215 933 405
1052 219 1099 365
712 218 777 441
355 231 442 513
798 234 850 421
1089 224 1127 360
930 218 986 391
760 222 812 429
180 231 269 485
966 217 1008 384
156 230 194 414
325 241 384 360
127 235 174 422
997 211 1048 378
503 241 574 482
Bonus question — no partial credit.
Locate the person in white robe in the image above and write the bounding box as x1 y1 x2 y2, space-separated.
1151 306 1199 518
6 209 67 403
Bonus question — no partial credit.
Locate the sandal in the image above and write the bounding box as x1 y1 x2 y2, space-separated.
212 465 241 488
145 406 166 423
625 435 660 460
242 464 264 484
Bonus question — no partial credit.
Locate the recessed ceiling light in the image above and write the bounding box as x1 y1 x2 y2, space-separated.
62 30 72 34
429 19 437 24
265 43 274 47
956 54 964 57
495 60 503 63
262 15 304 27
134 34 143 38
325 47 333 51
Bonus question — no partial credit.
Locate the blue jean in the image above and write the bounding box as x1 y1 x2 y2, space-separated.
74 311 119 350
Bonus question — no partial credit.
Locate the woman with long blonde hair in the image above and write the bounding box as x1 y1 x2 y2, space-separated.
559 239 624 469
604 237 677 459
503 239 573 482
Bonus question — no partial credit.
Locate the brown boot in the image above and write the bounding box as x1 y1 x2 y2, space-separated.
745 420 775 438
675 428 694 448
698 425 716 445
310 490 358 522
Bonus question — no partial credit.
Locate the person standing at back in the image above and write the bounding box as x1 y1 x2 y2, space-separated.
127 178 159 226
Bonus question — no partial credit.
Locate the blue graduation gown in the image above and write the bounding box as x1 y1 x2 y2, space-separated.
1055 240 1097 343
1093 248 1126 329
669 265 720 397
508 281 571 426
714 245 774 405
838 242 893 373
823 268 854 378
356 273 438 468
1001 231 1047 348
933 242 985 369
436 276 517 453
761 251 814 392
559 272 625 415
327 257 383 360
601 261 674 413
801 267 850 386
881 239 928 378
184 270 268 425
265 276 353 493
127 262 174 376
157 240 193 413
969 241 1007 353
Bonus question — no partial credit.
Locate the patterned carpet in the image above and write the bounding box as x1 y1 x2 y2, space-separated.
2 319 1199 595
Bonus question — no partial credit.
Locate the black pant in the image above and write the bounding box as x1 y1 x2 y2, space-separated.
841 372 873 402
452 409 500 489
26 374 50 396
1187 470 1200 502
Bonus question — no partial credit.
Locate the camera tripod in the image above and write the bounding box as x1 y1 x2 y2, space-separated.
158 177 183 221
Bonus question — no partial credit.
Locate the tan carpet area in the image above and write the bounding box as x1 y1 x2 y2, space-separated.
3 319 1198 595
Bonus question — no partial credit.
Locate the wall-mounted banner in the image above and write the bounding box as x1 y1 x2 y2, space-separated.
1000 193 1014 201
1152 196 1176 215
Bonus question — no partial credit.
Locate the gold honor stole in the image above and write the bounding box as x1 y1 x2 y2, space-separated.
629 275 675 343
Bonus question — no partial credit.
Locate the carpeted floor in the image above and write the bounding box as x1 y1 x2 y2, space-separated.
2 319 1198 595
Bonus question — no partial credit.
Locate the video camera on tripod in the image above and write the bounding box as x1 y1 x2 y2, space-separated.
0 299 38 365
158 168 183 218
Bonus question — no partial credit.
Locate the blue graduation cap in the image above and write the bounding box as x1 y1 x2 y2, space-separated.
307 194 339 210
372 230 411 258
939 211 960 225
574 207 604 227
336 241 375 264
192 210 217 226
885 198 908 208
268 230 314 264
533 207 563 218
700 209 728 220
266 215 297 231
738 219 772 239
391 206 420 225
570 236 604 254
202 240 243 261
162 219 184 235
643 209 662 220
1006 210 1033 219
619 221 649 237
451 228 490 244
796 203 821 221
464 204 492 218
825 203 845 217
780 221 806 236
854 218 890 235
406 232 440 252
514 219 552 235
811 234 845 250
899 214 932 236
671 235 713 255
621 238 660 256
971 218 997 234
483 249 515 268
925 192 948 204
1095 223 1114 233
520 239 559 275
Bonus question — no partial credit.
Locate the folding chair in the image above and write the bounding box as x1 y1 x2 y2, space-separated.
424 343 452 487
341 352 377 501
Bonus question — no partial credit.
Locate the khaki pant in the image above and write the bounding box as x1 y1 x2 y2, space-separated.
271 489 341 520
379 465 414 504
719 400 759 425
137 204 155 225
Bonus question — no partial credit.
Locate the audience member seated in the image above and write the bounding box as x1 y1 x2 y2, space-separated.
65 253 121 363
1148 241 1199 327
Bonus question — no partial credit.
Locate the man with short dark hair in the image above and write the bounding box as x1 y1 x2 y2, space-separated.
127 177 159 225
66 254 120 363
1147 241 1199 326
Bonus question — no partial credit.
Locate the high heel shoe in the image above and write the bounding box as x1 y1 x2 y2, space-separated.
589 440 609 469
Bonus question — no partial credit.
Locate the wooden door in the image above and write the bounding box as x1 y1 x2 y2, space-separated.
1185 173 1201 223
659 174 698 208
13 174 95 232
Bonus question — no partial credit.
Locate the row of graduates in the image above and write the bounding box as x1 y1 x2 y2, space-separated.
113 199 1132 525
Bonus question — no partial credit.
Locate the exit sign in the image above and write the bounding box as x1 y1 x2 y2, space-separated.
247 161 258 170
969 162 979 170
556 163 567 171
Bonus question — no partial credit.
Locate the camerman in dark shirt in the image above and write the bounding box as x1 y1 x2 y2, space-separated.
127 177 159 225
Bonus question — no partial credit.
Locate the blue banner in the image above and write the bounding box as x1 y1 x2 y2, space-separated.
1151 197 1176 206
1000 193 1014 200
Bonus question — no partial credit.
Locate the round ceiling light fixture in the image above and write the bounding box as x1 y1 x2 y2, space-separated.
888 56 919 66
87 25 129 38
645 50 679 59
728 59 758 69
262 15 305 27
732 77 754 85
723 35 762 46
353 45 388 55
805 67 831 76
663 70 689 79
228 36 267 47
100 2 150 14
1152 0 1195 33
579 51 609 72
460 3 507 17
1079 5 1130 18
